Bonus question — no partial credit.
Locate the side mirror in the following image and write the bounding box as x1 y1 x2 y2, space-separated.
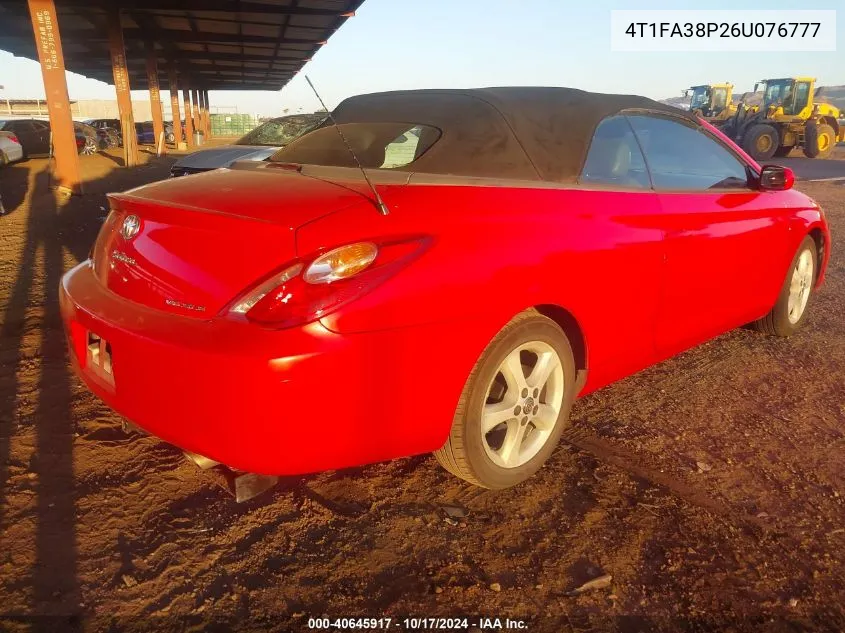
759 164 794 191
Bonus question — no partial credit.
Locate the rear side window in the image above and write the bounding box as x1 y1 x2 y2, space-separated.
579 116 650 190
382 126 427 168
9 121 36 132
627 115 751 191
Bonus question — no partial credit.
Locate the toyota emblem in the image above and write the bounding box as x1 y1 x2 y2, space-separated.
121 215 141 240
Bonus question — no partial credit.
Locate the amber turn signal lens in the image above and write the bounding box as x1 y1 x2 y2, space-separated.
304 242 378 284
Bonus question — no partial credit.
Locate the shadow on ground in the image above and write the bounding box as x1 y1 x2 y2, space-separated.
0 150 173 628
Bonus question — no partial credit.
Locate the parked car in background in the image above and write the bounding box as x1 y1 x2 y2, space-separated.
169 112 325 177
84 118 122 147
84 118 120 134
164 121 186 144
135 121 156 145
0 130 24 165
61 87 829 491
0 118 51 156
99 127 121 149
73 122 100 155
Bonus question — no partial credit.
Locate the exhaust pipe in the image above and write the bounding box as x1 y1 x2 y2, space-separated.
222 470 280 504
184 450 279 503
119 419 278 502
183 450 220 470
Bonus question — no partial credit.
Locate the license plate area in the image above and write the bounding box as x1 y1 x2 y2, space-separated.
86 331 114 386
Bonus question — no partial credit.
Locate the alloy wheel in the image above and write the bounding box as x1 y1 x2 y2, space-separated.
481 341 564 468
80 138 98 155
787 248 814 324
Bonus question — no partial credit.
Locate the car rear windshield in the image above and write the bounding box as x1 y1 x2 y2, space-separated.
268 122 441 169
236 116 326 147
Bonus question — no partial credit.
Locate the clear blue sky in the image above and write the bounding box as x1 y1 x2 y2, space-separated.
1 0 842 116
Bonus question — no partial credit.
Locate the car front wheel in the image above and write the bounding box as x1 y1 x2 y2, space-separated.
753 236 817 336
434 309 576 488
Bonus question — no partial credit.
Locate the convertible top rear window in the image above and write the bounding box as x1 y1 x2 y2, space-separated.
269 122 441 169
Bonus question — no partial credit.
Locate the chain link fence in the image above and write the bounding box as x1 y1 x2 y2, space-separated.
210 113 258 138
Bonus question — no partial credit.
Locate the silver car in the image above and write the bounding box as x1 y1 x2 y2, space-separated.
170 113 326 177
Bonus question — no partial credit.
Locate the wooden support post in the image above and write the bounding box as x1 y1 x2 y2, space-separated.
204 89 212 139
198 90 208 136
145 43 165 157
106 8 138 167
26 0 82 194
167 66 184 150
182 88 195 149
190 89 201 143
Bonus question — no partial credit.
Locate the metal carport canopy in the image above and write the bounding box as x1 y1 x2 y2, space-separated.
0 0 364 90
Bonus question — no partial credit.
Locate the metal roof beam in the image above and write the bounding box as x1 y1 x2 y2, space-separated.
62 1 346 17
23 27 320 45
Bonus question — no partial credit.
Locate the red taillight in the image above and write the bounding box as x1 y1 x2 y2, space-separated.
7 134 19 145
76 137 84 148
227 237 429 329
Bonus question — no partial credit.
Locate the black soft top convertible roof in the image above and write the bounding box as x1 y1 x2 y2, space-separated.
330 87 696 183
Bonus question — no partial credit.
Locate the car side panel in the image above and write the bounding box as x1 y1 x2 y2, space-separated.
655 187 828 357
654 190 793 355
297 183 666 395
32 121 51 154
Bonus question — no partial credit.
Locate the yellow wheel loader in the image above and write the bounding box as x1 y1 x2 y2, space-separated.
683 83 736 125
723 77 843 161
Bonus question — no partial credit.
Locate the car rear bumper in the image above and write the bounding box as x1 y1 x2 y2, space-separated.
2 144 23 162
60 261 474 475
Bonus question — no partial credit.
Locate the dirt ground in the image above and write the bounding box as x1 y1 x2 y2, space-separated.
0 149 843 633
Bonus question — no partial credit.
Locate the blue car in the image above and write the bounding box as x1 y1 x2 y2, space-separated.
135 121 156 145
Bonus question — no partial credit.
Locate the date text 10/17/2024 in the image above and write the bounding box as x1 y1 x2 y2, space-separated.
307 617 529 630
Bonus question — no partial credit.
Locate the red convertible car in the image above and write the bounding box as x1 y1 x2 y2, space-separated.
60 88 829 489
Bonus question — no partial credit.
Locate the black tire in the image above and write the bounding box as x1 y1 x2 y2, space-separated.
743 124 779 161
752 236 817 337
773 145 793 157
434 309 576 489
803 123 835 159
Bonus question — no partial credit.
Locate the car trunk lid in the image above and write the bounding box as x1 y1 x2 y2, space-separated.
92 168 367 318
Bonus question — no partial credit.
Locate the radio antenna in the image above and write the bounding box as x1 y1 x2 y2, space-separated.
304 75 389 216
